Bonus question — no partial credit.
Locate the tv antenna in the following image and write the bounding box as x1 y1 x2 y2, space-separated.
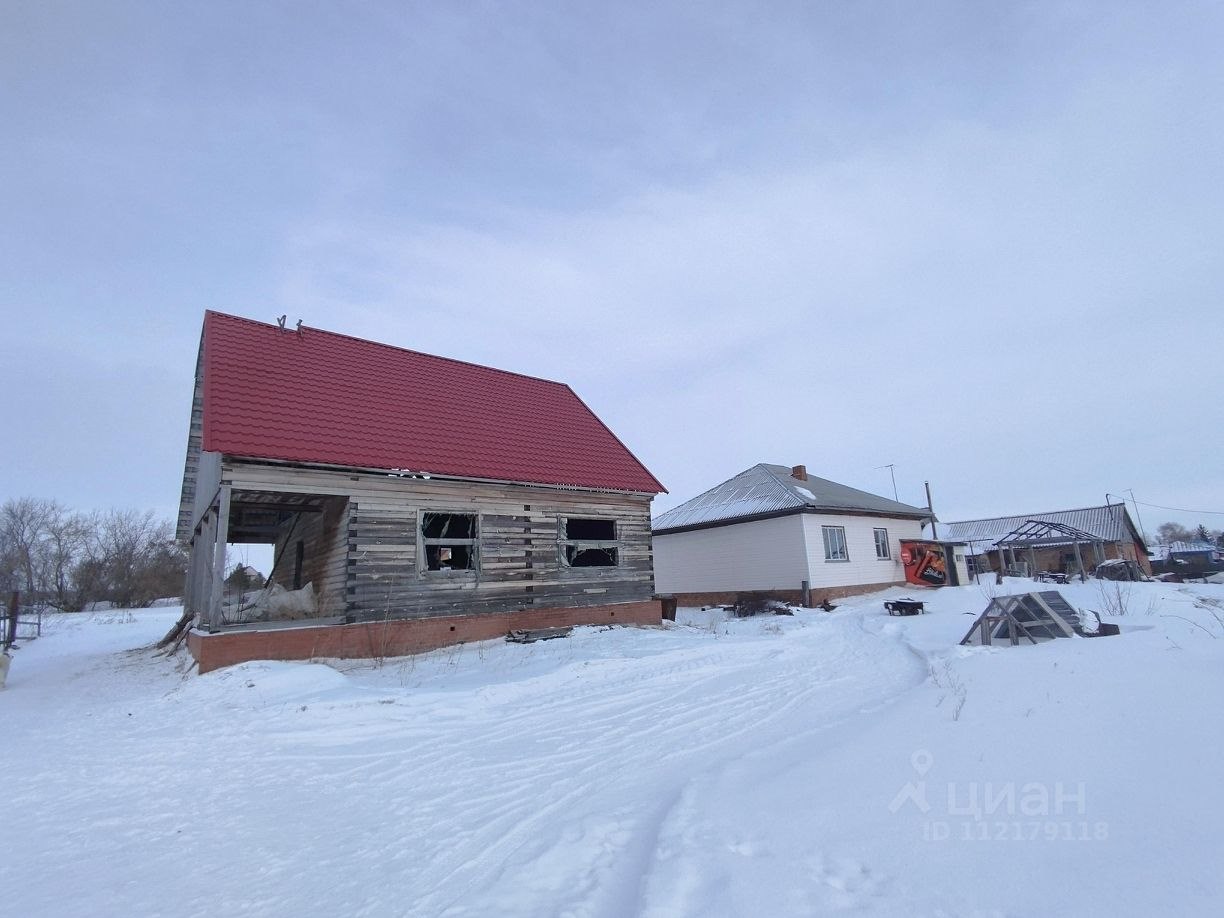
876 463 899 501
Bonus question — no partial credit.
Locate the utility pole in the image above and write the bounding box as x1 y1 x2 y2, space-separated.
925 481 938 540
1125 488 1148 544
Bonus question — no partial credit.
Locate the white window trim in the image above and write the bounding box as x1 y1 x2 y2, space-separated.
822 524 849 562
874 527 891 560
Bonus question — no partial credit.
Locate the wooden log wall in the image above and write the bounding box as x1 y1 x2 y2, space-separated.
175 344 205 540
225 461 656 622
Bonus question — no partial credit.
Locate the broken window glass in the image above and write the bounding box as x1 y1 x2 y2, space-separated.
421 512 478 572
561 518 619 567
565 546 619 567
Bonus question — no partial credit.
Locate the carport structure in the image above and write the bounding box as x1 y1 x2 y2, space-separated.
995 519 1107 581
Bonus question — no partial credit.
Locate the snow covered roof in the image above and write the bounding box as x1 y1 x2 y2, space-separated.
195 311 665 494
1167 540 1219 555
652 464 930 533
941 504 1144 552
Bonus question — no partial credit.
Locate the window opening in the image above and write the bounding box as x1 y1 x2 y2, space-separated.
822 525 849 562
562 517 619 567
874 528 891 560
421 512 478 572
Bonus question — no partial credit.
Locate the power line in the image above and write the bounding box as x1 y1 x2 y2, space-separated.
1128 498 1224 517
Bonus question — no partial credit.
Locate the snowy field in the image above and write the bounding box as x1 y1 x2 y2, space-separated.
2 579 1223 917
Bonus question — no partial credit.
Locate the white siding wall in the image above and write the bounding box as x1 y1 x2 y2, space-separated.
800 514 924 588
653 514 810 594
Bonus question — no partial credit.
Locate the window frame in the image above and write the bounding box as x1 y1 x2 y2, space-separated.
418 510 480 576
873 527 891 560
822 524 849 562
559 516 621 568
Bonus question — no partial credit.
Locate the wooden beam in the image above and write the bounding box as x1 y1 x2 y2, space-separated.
231 501 324 513
1072 541 1086 582
209 485 231 631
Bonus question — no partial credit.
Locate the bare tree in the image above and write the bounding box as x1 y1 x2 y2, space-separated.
40 507 94 611
1156 522 1195 545
90 510 187 608
2 498 194 609
0 498 59 595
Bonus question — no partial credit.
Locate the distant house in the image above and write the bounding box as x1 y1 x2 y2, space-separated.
177 311 666 673
1163 541 1221 567
939 503 1150 576
651 464 931 605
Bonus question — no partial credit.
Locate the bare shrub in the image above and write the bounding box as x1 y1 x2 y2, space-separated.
1095 579 1133 617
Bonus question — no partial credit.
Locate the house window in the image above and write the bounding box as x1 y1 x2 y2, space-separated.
822 525 849 562
561 517 619 567
420 512 478 572
874 528 891 560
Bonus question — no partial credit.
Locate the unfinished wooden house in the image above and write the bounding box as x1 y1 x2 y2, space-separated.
177 312 666 673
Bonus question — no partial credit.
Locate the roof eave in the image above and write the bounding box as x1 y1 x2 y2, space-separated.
654 504 932 536
221 454 663 497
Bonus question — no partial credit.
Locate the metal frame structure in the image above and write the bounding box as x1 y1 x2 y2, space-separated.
994 520 1107 582
960 592 1082 646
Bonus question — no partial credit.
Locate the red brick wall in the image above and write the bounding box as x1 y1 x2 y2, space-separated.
187 600 662 674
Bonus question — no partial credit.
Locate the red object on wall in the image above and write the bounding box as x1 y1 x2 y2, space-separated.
900 540 949 587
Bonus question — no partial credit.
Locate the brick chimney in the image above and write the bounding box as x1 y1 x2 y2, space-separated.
791 464 808 481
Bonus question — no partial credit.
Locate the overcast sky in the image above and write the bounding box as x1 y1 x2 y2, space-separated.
2 0 1222 542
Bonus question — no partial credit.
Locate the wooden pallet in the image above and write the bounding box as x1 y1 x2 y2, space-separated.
506 627 573 644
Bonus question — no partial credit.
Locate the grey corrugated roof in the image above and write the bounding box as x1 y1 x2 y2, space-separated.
940 504 1144 551
651 463 930 533
1168 540 1218 554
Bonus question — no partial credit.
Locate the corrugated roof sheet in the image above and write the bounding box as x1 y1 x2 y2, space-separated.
652 463 929 532
941 504 1143 551
1168 540 1218 554
198 311 665 493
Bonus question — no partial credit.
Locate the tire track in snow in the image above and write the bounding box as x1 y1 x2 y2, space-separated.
2 612 931 918
239 616 930 917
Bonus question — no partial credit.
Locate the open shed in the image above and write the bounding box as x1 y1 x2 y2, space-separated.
994 519 1107 580
940 503 1149 577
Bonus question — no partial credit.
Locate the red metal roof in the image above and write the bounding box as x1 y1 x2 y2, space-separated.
200 311 665 493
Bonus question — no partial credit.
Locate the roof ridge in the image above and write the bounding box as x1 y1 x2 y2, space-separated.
757 463 817 507
653 466 751 518
760 463 926 513
653 465 783 521
205 309 571 391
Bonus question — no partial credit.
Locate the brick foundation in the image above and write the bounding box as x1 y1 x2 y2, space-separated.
665 581 908 608
186 600 663 674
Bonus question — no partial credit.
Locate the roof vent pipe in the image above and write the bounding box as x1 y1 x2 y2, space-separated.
791 464 807 481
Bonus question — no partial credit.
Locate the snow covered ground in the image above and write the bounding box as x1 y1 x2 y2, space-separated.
2 579 1223 917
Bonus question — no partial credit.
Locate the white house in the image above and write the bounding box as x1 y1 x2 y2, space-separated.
651 463 932 605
